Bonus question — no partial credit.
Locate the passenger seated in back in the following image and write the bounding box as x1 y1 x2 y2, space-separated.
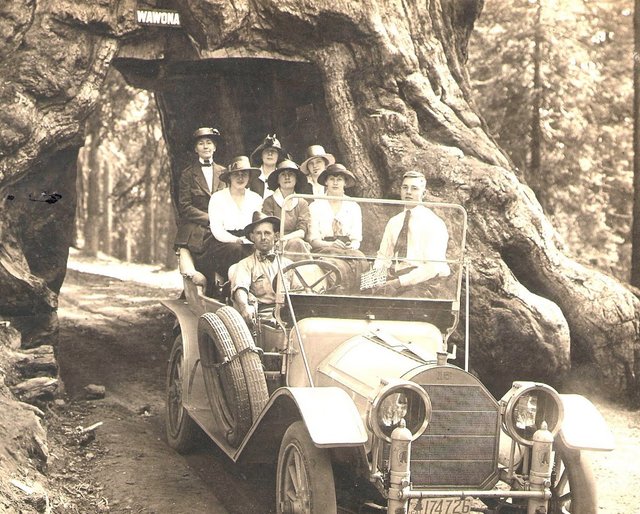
208 156 264 284
174 127 225 294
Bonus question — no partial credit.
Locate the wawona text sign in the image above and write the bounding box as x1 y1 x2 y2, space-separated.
136 9 181 27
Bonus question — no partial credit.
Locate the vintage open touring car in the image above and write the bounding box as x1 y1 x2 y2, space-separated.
162 195 614 514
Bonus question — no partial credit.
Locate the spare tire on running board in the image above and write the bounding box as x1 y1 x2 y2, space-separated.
216 306 269 421
198 311 251 447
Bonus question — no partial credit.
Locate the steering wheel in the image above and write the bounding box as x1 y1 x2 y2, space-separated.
272 259 343 294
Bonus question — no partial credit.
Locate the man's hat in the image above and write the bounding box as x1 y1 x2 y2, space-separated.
267 159 309 192
250 134 287 165
300 145 335 175
317 163 357 189
192 127 222 143
219 156 261 184
244 211 281 238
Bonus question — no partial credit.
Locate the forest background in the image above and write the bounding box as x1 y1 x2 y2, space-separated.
75 0 634 283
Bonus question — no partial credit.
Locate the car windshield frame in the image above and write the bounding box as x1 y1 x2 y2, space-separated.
273 194 467 332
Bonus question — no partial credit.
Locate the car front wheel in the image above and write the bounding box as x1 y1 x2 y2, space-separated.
276 421 337 514
549 441 597 514
166 334 199 453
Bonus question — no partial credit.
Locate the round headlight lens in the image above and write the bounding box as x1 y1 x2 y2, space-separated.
502 382 564 446
370 382 432 442
378 392 409 427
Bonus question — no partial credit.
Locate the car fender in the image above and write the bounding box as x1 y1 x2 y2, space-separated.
237 386 368 464
559 394 614 451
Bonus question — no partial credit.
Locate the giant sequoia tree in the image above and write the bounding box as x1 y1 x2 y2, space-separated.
0 0 638 400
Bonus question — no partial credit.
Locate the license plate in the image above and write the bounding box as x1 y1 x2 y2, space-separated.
408 497 472 514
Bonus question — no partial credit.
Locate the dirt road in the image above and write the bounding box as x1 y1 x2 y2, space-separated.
58 268 274 513
55 261 640 513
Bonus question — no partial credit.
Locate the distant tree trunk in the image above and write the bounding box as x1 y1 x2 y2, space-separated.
632 0 640 286
83 135 101 257
164 210 178 269
74 153 86 248
141 162 155 263
530 0 544 209
101 157 113 256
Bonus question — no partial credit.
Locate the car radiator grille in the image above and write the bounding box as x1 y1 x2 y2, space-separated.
383 376 500 489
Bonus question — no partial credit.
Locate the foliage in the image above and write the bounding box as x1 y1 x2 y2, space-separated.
469 0 633 280
76 69 175 267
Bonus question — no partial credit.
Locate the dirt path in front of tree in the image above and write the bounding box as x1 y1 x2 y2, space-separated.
56 268 274 513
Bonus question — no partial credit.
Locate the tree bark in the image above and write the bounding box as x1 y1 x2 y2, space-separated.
632 0 640 287
0 0 638 401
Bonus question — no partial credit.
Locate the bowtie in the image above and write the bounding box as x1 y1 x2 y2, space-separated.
201 160 212 166
257 252 276 263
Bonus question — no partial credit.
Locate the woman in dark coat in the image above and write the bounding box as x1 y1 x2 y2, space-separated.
173 127 225 291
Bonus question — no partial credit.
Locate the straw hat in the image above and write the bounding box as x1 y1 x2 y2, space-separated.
192 127 222 144
219 156 261 184
300 145 335 175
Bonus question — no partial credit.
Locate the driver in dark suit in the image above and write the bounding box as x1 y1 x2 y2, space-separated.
174 127 225 293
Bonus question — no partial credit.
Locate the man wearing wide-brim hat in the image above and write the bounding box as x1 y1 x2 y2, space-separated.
229 211 294 326
249 134 288 198
174 127 225 292
208 156 264 283
299 145 335 196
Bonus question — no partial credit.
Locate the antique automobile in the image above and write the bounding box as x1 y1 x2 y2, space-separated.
162 196 614 514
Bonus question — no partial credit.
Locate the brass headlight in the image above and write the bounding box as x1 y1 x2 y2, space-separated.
501 381 564 446
369 381 432 442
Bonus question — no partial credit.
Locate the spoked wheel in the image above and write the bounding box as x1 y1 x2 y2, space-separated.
273 259 342 294
166 334 199 453
549 441 597 514
276 421 337 514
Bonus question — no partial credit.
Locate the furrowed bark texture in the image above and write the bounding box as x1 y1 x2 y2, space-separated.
1 0 638 399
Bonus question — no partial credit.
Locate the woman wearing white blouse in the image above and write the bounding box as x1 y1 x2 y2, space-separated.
209 156 263 280
308 163 368 290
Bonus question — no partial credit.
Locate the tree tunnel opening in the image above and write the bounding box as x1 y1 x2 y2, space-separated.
112 57 339 207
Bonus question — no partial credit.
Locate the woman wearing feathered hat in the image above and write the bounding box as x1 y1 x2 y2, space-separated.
262 159 311 260
174 127 225 290
248 134 288 199
208 156 264 280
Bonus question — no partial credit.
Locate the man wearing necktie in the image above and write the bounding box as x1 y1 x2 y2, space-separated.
230 212 295 326
174 127 226 294
372 170 450 296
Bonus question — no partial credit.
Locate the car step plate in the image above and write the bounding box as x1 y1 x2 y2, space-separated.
409 497 472 514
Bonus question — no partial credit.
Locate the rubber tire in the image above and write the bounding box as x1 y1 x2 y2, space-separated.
276 421 337 514
216 306 269 421
166 335 200 453
549 441 598 514
198 312 251 447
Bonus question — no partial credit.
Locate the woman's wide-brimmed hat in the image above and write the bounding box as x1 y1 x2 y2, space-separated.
267 159 309 192
244 211 281 238
300 145 335 175
250 134 287 165
192 127 222 144
219 156 261 184
317 163 357 189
